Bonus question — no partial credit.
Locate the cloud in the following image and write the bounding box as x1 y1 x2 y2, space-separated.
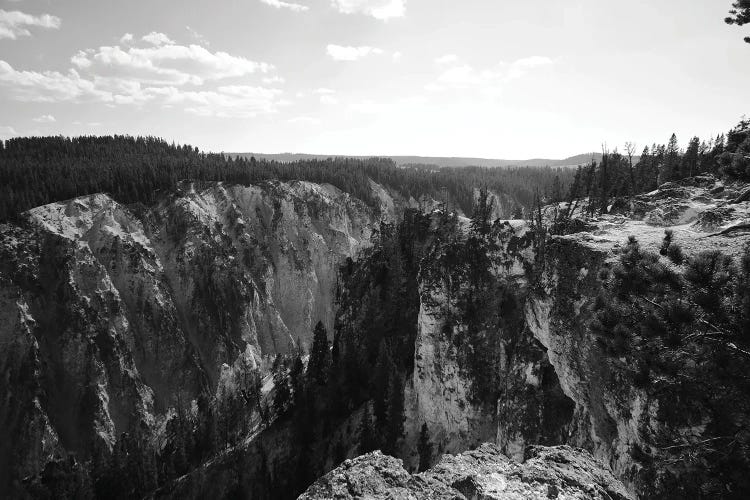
0 9 61 40
120 33 134 44
426 56 554 93
349 99 381 113
263 75 285 85
435 54 458 65
71 40 273 86
0 33 285 119
313 88 335 94
142 31 174 46
260 0 309 12
0 60 113 102
392 51 402 62
506 56 554 79
149 85 285 118
186 26 209 46
319 94 338 105
0 59 285 118
326 44 383 61
330 0 405 20
32 114 56 123
288 116 321 124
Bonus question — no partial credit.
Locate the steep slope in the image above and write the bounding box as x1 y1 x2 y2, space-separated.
400 175 750 498
0 180 382 494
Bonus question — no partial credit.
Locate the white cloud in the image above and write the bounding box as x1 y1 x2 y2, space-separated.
392 51 402 62
149 85 285 118
71 40 273 86
0 33 285 119
0 9 61 40
142 31 174 46
319 94 338 105
263 75 285 85
0 58 286 118
0 60 114 102
260 0 309 12
288 116 321 124
330 0 405 20
349 99 382 113
120 33 134 44
506 56 554 79
426 56 554 93
186 26 209 46
435 54 458 65
32 114 56 123
313 88 336 95
326 44 383 61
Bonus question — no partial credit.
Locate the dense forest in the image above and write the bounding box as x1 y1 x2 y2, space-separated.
2 118 748 223
0 135 575 221
550 119 750 218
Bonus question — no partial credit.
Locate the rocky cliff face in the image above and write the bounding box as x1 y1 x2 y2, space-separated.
300 443 633 500
3 175 749 498
0 180 382 492
405 219 574 462
402 176 750 498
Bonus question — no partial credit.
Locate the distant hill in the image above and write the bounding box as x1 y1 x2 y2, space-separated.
230 152 618 168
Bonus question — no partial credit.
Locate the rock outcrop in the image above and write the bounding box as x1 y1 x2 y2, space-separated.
0 180 383 493
299 443 633 500
402 176 750 498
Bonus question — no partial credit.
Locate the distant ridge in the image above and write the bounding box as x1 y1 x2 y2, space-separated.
230 152 611 168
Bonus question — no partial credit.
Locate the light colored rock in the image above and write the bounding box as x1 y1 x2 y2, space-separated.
299 443 634 500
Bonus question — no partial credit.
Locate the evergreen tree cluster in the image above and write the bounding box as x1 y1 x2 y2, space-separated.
563 119 750 217
591 235 750 496
221 211 435 497
725 0 750 43
0 135 575 222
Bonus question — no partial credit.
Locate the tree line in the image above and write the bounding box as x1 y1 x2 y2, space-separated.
0 135 575 222
561 119 750 217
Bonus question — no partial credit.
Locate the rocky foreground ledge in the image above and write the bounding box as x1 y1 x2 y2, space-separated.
299 443 633 500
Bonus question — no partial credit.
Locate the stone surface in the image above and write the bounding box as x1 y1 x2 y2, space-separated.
299 443 633 500
0 180 387 492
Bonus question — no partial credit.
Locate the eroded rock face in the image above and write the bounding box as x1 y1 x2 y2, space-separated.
402 179 750 498
0 180 383 492
405 219 576 467
299 443 633 500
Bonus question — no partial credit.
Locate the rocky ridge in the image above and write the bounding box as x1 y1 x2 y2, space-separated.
400 175 750 497
0 180 388 492
300 443 633 500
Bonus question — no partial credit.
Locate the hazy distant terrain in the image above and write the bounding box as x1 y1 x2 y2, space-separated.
231 152 614 168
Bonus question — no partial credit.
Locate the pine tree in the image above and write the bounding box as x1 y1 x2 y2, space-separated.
383 374 405 455
470 186 494 235
598 152 610 214
290 352 305 407
417 423 433 472
273 368 291 415
550 175 563 203
725 0 750 43
307 321 332 385
682 137 700 178
359 405 377 454
660 134 680 184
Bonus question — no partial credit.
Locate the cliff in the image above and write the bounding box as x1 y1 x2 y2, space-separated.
0 180 382 493
3 174 749 498
402 175 750 498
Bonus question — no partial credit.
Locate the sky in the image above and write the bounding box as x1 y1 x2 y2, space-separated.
0 0 748 158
